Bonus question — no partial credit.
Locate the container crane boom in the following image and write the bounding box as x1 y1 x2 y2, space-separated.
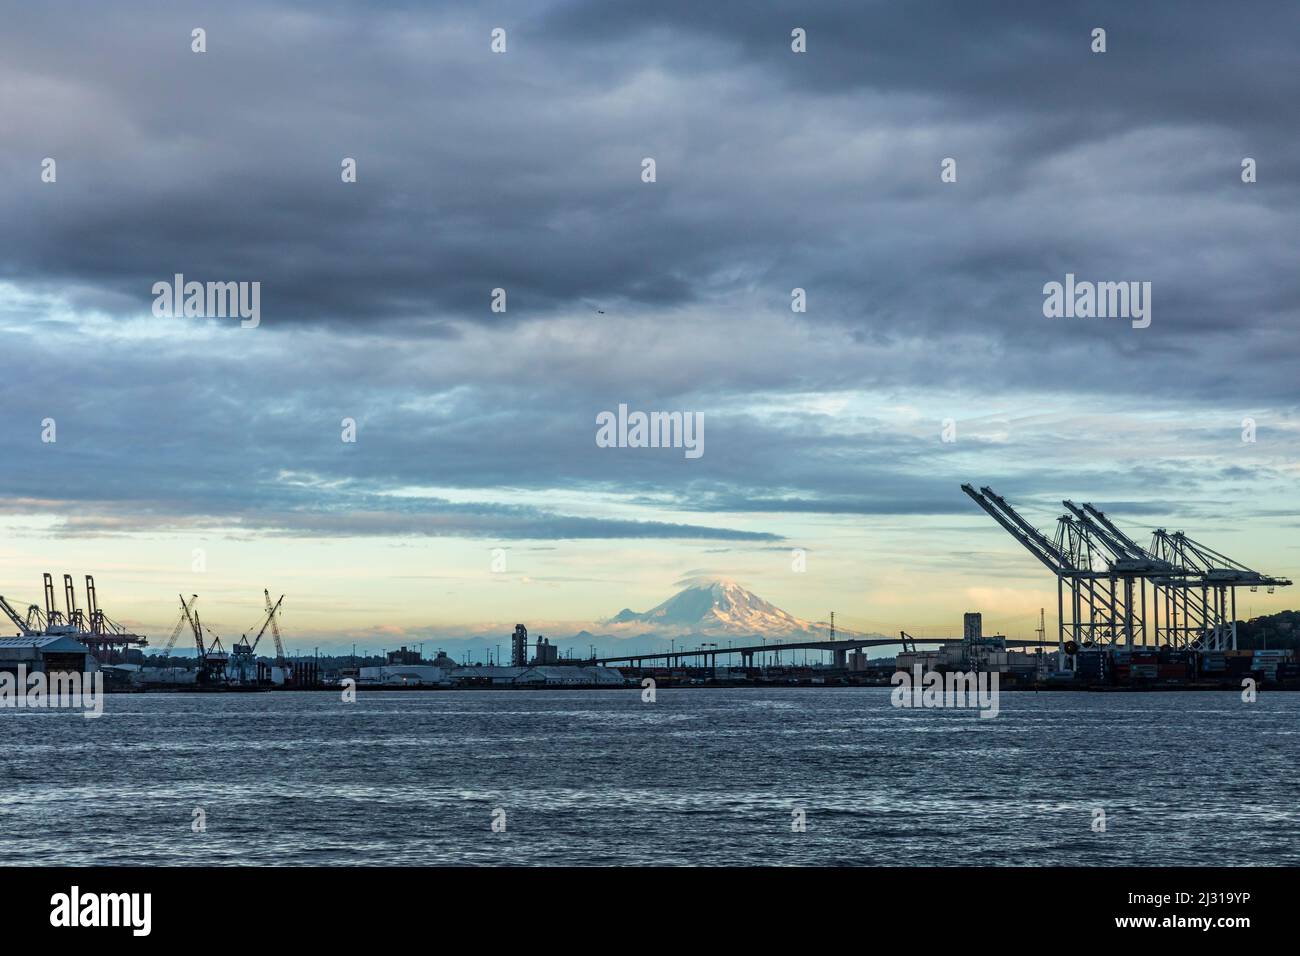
961 484 1071 573
0 596 34 636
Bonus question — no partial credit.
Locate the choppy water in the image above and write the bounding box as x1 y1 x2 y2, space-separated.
1 688 1296 865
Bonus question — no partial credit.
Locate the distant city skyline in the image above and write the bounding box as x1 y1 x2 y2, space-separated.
1 1 1296 647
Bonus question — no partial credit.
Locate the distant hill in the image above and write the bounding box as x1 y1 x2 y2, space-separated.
1234 610 1300 651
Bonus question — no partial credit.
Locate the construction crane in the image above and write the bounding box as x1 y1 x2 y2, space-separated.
198 618 226 653
200 620 227 650
239 593 284 655
160 595 199 656
184 599 230 685
228 592 284 686
182 596 206 657
264 589 287 665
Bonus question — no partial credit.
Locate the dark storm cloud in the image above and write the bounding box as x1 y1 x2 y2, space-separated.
0 1 1297 535
548 0 1300 130
3 1 1296 344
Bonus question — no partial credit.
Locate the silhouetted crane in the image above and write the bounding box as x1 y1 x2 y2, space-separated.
160 595 199 657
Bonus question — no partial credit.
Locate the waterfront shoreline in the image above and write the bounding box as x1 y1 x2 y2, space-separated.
111 680 1297 694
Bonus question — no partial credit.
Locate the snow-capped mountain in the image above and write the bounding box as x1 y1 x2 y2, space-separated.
605 577 860 641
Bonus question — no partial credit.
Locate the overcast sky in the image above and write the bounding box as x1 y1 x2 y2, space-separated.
1 1 1296 646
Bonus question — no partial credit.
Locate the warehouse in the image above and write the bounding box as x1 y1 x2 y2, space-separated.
515 666 625 687
0 635 95 675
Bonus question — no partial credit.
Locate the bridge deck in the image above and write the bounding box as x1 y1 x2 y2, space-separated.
594 636 1053 666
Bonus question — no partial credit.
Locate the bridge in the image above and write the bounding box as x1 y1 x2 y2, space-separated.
593 634 1054 669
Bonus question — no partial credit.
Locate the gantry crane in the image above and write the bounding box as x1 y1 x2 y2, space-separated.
42 573 63 626
963 484 1292 657
961 484 1081 666
74 575 149 661
85 575 103 635
62 573 85 630
0 595 33 636
1148 528 1292 650
0 574 146 661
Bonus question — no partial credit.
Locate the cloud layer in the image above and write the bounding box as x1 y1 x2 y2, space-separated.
1 0 1297 550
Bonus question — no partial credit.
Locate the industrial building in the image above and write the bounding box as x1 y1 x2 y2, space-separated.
517 666 623 686
358 664 455 686
351 625 621 688
0 634 96 675
895 613 1044 678
351 625 629 687
386 646 421 666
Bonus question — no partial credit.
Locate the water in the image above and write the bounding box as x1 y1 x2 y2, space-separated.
1 688 1296 865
